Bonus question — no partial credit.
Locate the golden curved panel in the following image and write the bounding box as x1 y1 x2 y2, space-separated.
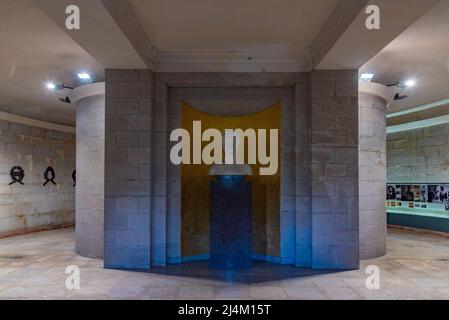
180 101 281 258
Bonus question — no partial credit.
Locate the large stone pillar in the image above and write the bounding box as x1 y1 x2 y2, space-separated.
72 82 105 259
309 70 360 270
104 70 153 270
359 82 394 259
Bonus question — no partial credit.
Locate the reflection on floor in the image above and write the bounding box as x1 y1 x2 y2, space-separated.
0 227 449 299
149 262 335 284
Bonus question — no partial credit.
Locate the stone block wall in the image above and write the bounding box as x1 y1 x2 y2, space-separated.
295 81 312 267
309 70 359 269
103 70 360 270
0 119 75 237
387 123 449 183
104 69 153 269
151 81 168 266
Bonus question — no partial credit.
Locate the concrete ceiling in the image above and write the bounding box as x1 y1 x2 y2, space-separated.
128 0 340 52
0 0 444 125
361 0 449 113
0 0 103 126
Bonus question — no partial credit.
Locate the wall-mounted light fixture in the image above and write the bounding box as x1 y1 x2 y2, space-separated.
394 93 408 101
387 79 417 90
46 70 94 104
59 96 71 104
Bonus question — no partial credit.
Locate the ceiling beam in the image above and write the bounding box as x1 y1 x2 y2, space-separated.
312 0 439 70
35 0 154 69
100 0 157 68
155 50 311 72
311 0 369 69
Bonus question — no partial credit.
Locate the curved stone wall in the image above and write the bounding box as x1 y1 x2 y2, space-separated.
359 82 394 259
74 83 105 259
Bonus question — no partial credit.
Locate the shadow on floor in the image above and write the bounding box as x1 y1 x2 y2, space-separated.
145 261 340 284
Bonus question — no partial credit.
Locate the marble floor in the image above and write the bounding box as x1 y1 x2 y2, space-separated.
0 227 449 299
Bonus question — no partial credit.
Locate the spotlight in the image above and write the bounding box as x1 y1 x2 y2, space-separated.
46 82 56 90
405 79 416 88
394 93 408 101
77 73 91 80
359 73 374 82
59 96 71 104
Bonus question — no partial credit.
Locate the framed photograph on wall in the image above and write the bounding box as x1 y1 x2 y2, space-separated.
441 185 449 204
386 185 396 200
400 185 415 201
419 185 428 202
428 185 442 203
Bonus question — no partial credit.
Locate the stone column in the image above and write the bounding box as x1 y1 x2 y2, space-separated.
310 70 360 270
359 82 394 259
73 82 105 259
104 70 153 270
